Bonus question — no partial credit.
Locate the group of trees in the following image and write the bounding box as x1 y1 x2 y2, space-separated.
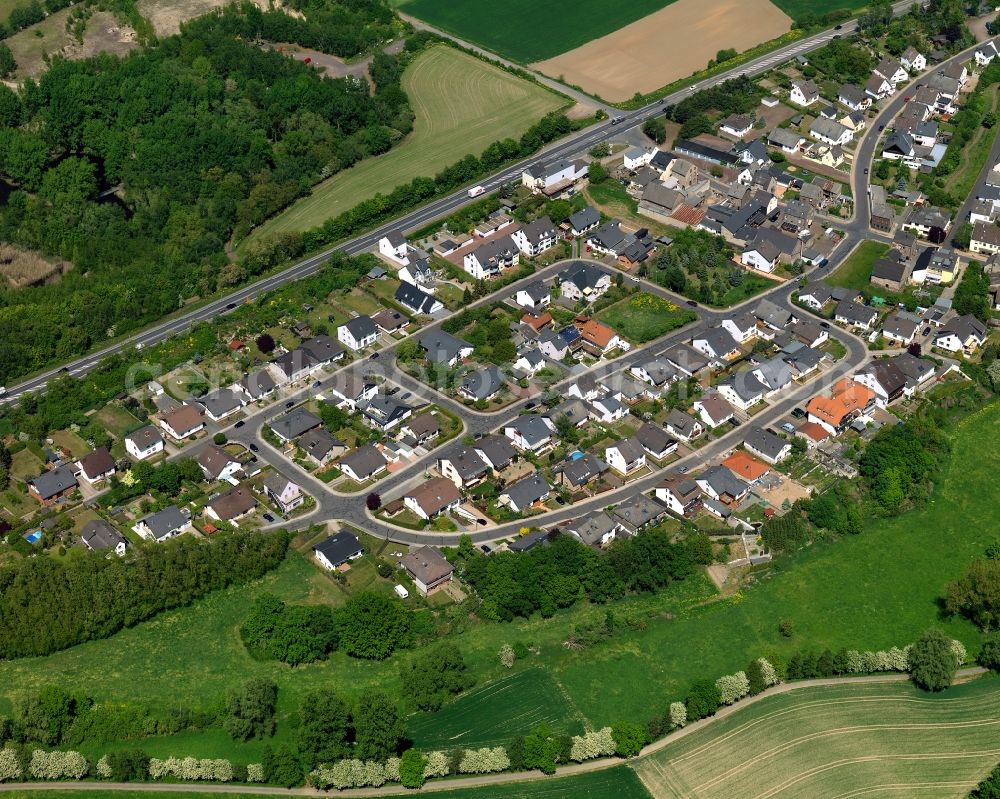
807 39 874 85
102 456 203 506
0 530 290 658
953 262 994 322
646 227 751 306
667 75 764 140
239 590 425 664
297 688 404 770
463 529 712 623
0 3 413 386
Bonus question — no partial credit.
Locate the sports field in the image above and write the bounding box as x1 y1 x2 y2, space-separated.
533 0 792 102
243 45 565 245
407 668 587 750
634 677 1000 798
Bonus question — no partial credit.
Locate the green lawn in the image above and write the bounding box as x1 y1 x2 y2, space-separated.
597 293 697 343
392 0 680 63
407 668 587 750
633 677 1000 798
827 240 888 291
243 45 565 246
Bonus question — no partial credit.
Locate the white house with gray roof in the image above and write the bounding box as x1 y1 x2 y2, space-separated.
743 426 792 464
498 471 551 513
337 315 378 351
134 505 192 542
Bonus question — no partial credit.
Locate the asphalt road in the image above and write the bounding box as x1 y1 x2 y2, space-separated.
0 2 917 404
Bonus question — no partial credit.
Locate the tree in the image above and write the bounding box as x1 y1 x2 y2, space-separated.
686 679 721 721
875 159 891 180
953 223 973 251
255 334 276 354
588 161 608 184
909 628 959 692
353 692 404 761
944 559 1000 630
398 749 426 789
979 633 1000 671
224 678 277 741
399 643 475 711
261 744 302 788
611 722 647 757
522 724 561 774
365 492 381 511
213 432 227 445
297 690 351 769
0 44 15 79
642 117 667 145
336 592 411 660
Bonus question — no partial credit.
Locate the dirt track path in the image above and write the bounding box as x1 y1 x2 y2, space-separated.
0 669 987 797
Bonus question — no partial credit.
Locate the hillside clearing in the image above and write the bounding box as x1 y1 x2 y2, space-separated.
634 677 1000 798
242 45 566 246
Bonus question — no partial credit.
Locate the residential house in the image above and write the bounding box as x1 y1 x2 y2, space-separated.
751 356 793 396
891 352 936 392
270 408 322 442
512 216 557 257
834 299 879 331
870 256 912 292
464 234 520 279
692 327 741 363
569 207 601 236
809 118 853 147
663 342 711 376
853 359 908 404
27 466 78 505
298 428 347 468
934 314 988 354
790 79 819 106
630 357 679 391
261 473 303 515
797 283 834 311
900 46 926 72
881 313 919 346
605 437 646 476
696 464 750 505
397 257 434 292
557 261 612 302
400 546 454 596
515 280 551 310
655 473 701 516
719 114 753 138
135 505 191 542
838 83 871 111
970 222 1000 256
404 477 461 520
864 73 893 101
197 444 241 483
882 130 915 163
768 127 806 153
459 365 506 402
902 205 951 240
378 230 409 265
664 408 702 441
806 378 876 434
504 415 555 453
553 453 608 491
578 318 623 357
81 519 127 556
395 282 443 315
521 159 587 194
125 425 164 460
418 330 473 367
788 320 828 348
610 494 667 535
567 512 620 547
717 372 767 412
339 444 388 483
976 37 1000 66
743 426 791 464
437 445 488 488
693 392 736 428
588 392 628 423
337 316 378 351
158 404 204 441
474 434 517 472
400 413 440 446
537 328 568 360
743 238 781 273
723 450 771 483
796 421 831 449
359 394 412 432
313 531 363 571
623 146 655 169
635 422 678 460
238 369 277 402
513 348 546 377
498 471 551 513
913 246 958 284
327 373 377 410
206 485 256 525
76 447 115 484
754 298 795 333
875 57 907 85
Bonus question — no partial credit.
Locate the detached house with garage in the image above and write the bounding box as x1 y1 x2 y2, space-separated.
512 216 557 257
809 118 853 147
515 280 550 310
206 485 257 525
135 505 191 542
934 314 988 354
339 444 388 483
400 546 454 596
159 404 204 441
404 477 461 520
262 473 304 515
395 282 443 316
28 466 78 505
874 57 907 86
558 261 612 303
378 230 410 265
900 46 926 72
498 471 551 513
337 315 378 351
197 444 242 483
464 234 520 279
125 425 164 460
835 299 879 331
76 447 115 484
838 83 871 111
692 327 741 364
743 426 791 465
504 414 555 453
790 79 819 107
313 531 363 571
605 437 646 476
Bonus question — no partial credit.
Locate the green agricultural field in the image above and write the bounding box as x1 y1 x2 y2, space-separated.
826 240 889 291
769 0 872 20
244 45 565 245
392 0 679 63
633 677 1000 798
406 668 587 749
419 766 652 798
597 293 697 344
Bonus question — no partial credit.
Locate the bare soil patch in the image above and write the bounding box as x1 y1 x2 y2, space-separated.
532 0 792 102
138 0 269 37
0 244 72 288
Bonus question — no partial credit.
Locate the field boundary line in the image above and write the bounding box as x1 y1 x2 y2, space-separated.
830 781 979 798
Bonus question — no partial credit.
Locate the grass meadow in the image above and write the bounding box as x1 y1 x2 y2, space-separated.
391 0 680 63
634 677 1000 798
826 240 889 291
597 293 697 344
769 0 873 20
242 45 564 247
2 398 999 765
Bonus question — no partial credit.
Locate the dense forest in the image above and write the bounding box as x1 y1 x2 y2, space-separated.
0 529 290 657
0 0 411 384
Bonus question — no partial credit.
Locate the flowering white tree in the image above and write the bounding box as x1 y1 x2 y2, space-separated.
458 747 511 774
423 751 450 779
669 702 687 729
96 755 112 779
716 672 750 705
311 760 392 790
951 639 967 666
384 756 401 783
498 644 516 669
569 727 616 761
146 756 233 782
29 750 89 780
887 647 909 671
757 658 779 686
246 763 265 783
0 749 21 781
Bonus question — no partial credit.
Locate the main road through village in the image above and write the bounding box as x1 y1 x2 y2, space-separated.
6 2 989 550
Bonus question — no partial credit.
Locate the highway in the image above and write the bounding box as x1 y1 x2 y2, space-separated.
0 2 916 403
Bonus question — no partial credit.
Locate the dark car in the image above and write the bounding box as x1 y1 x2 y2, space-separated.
262 513 276 523
878 124 885 131
730 418 742 427
834 23 843 29
820 321 830 329
249 443 259 452
525 401 536 409
234 420 245 429
225 302 237 310
923 326 931 336
791 407 806 419
285 400 294 408
555 495 566 505
686 299 699 307
863 168 868 175
369 352 380 360
480 544 492 554
313 380 322 388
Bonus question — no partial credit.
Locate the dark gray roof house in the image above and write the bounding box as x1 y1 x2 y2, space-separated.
438 445 489 484
395 282 442 315
81 519 127 553
743 426 791 464
138 505 189 541
474 434 517 471
28 466 78 501
697 464 750 502
500 471 551 511
419 330 472 364
555 452 608 489
342 315 377 341
271 408 322 442
339 444 387 481
459 365 506 402
313 531 363 570
569 207 600 233
240 369 277 400
568 511 620 546
611 494 667 534
198 388 244 420
299 428 346 463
